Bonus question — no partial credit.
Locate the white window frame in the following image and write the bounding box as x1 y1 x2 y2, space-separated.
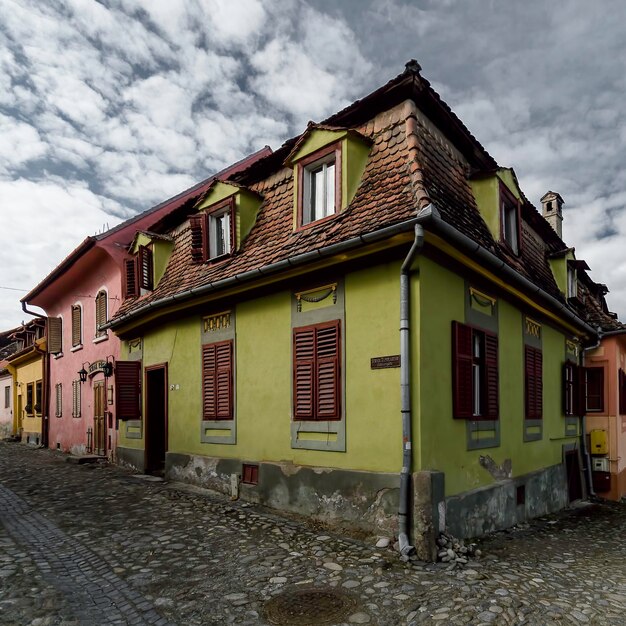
302 153 337 225
567 265 578 299
208 208 232 259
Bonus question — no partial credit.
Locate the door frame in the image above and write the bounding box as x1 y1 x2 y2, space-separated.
93 379 107 456
143 363 168 473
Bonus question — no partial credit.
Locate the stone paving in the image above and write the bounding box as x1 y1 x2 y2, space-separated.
0 442 625 625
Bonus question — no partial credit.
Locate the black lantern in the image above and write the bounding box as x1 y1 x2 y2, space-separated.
103 360 113 378
78 363 89 383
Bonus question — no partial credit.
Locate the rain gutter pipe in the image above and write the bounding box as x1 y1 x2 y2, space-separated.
398 221 425 556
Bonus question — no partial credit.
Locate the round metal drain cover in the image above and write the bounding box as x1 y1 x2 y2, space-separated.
263 587 357 625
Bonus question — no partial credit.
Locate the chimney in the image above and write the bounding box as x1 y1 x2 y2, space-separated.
541 191 564 239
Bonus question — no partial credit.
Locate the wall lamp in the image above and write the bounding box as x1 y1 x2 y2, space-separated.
78 362 90 383
103 355 115 378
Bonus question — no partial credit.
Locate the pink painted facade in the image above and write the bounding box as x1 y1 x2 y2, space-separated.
0 366 13 439
22 146 272 457
585 334 626 500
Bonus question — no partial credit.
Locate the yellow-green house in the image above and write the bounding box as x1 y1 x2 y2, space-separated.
106 63 615 558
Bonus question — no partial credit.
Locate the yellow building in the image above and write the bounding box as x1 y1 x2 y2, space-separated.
6 319 47 445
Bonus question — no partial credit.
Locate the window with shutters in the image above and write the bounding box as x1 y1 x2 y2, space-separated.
4 385 9 409
202 340 233 420
585 367 604 412
71 304 82 348
114 361 141 420
72 380 81 418
524 346 543 419
25 382 34 415
500 183 521 255
190 200 235 263
95 290 108 338
293 320 341 421
48 316 63 354
452 321 498 420
55 383 62 417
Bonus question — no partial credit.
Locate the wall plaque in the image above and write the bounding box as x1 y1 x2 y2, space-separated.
371 355 401 369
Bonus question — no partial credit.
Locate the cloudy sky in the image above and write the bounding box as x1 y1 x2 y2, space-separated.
1 0 625 328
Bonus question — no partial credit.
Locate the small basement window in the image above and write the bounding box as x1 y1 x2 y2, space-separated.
242 463 259 485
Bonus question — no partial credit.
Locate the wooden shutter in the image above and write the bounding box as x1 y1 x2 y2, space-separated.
202 341 233 420
139 246 153 290
115 361 141 420
48 316 63 354
619 369 626 415
452 321 473 419
55 383 62 417
293 327 315 420
72 380 81 418
71 305 81 347
123 258 139 299
315 322 340 420
95 291 107 336
525 346 543 419
190 214 207 263
484 331 499 420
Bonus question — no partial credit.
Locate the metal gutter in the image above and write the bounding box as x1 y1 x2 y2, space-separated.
104 218 421 331
414 206 598 338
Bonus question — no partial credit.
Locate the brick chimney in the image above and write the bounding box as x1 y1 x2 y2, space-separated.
541 191 564 239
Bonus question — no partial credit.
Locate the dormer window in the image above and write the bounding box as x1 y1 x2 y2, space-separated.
568 265 577 299
190 198 235 263
500 184 520 255
208 205 231 259
298 144 340 227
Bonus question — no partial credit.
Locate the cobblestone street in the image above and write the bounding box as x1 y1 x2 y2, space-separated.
1 442 625 626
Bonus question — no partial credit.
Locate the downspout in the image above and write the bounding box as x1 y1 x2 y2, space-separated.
22 301 50 448
581 328 603 497
398 221 425 556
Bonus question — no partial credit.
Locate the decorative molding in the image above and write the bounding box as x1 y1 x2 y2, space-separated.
295 284 337 312
525 317 542 339
203 311 231 333
565 339 579 357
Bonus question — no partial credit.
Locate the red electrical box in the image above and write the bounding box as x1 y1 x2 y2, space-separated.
592 471 611 493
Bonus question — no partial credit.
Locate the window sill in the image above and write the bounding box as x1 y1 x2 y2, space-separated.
207 253 231 265
70 344 83 353
295 211 339 233
53 352 64 360
93 335 108 344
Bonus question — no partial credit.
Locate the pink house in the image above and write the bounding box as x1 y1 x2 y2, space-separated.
21 148 271 457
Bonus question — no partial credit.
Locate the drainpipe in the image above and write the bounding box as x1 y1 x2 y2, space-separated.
22 301 50 449
581 328 603 497
398 220 426 556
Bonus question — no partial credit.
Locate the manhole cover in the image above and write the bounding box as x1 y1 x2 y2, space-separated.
263 587 357 625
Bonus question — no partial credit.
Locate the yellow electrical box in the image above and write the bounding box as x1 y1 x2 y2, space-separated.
590 429 608 455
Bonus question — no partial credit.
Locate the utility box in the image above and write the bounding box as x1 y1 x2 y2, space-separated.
592 457 610 472
592 471 611 493
590 429 608 455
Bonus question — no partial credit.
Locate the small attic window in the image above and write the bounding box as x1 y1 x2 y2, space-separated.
568 265 577 299
298 143 341 227
208 204 232 259
190 198 234 262
500 184 521 255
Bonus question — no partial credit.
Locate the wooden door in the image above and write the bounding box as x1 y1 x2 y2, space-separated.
93 381 106 456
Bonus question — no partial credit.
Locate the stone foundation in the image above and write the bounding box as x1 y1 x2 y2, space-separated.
116 446 145 471
165 452 400 537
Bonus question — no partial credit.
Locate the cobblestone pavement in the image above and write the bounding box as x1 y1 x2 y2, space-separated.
1 443 625 626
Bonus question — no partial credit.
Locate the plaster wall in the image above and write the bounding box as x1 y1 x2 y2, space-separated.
13 355 43 443
0 371 13 438
43 248 122 455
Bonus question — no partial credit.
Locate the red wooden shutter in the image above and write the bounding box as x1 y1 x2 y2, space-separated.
48 316 63 354
202 344 216 420
293 327 315 420
190 215 207 263
315 321 340 420
139 246 153 290
115 361 141 420
525 346 542 419
71 305 81 347
202 341 232 420
452 321 473 419
123 258 139 298
484 331 499 420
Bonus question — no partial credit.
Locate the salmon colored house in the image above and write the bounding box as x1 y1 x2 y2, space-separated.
584 330 626 500
21 148 271 457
